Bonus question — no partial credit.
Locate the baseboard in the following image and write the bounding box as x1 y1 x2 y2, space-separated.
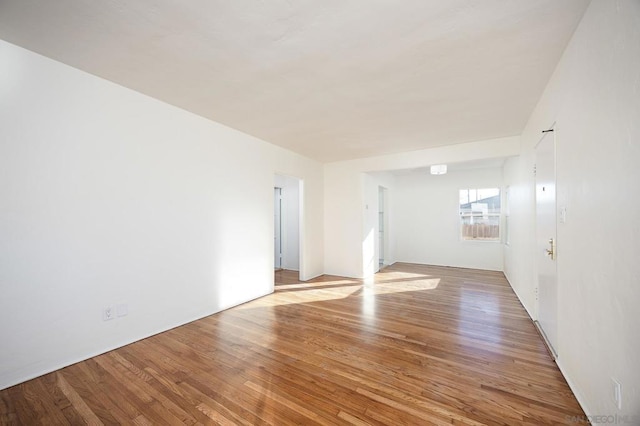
503 273 536 320
0 291 270 391
502 276 591 420
556 358 593 421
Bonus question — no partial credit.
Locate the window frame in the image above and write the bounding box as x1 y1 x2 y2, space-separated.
458 187 502 243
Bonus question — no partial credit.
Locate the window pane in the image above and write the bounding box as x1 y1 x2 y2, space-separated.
459 188 501 241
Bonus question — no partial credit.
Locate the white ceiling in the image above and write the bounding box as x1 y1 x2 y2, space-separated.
0 0 590 162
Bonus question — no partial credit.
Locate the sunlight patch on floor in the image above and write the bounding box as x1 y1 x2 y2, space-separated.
274 279 360 290
374 271 433 280
236 277 441 309
371 278 440 294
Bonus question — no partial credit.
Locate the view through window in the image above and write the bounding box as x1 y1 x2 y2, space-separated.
459 188 501 241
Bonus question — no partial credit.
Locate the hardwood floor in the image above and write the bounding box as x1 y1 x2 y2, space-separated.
0 263 584 425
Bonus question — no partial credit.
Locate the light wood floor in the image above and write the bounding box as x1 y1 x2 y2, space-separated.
0 263 584 425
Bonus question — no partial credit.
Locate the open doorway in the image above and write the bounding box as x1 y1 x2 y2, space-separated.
378 186 388 271
274 187 283 270
274 174 302 277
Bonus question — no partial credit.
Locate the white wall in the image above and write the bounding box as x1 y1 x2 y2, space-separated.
274 174 300 271
503 0 640 417
394 167 504 271
0 40 324 390
503 154 537 318
325 136 519 278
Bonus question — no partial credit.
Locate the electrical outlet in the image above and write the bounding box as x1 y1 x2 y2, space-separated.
612 378 622 410
103 306 115 321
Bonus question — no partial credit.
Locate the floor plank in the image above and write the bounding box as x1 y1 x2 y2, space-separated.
0 263 584 425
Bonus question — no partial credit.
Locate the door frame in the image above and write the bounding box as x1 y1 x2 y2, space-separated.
377 186 388 270
274 174 305 280
274 186 283 270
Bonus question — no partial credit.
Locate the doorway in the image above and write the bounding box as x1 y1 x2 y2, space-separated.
535 128 558 359
274 187 283 270
378 186 387 269
274 174 302 276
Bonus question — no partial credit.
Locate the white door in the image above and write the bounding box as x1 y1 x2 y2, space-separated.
274 187 282 270
536 130 558 358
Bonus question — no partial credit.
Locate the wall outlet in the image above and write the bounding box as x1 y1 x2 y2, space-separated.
612 378 622 410
116 303 128 317
102 306 115 321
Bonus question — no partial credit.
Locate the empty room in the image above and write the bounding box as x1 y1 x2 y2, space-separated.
1 0 638 424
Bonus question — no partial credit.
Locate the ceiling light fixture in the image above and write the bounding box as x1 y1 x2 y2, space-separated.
430 164 447 175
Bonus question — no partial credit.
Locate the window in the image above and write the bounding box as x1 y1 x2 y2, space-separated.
459 188 501 241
